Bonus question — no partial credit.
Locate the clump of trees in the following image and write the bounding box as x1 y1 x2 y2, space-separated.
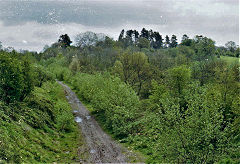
118 28 178 49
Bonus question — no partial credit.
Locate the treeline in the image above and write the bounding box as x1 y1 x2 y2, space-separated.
117 28 239 57
34 30 240 163
118 28 177 49
37 30 239 98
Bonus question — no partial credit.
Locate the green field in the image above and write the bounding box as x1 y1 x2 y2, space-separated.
220 56 239 63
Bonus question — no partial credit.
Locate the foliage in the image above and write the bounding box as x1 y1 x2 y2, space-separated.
139 83 231 163
137 37 150 49
0 81 81 163
0 51 35 103
69 73 140 137
113 52 151 97
58 34 72 48
2 29 239 163
40 32 239 162
75 31 106 48
167 65 191 96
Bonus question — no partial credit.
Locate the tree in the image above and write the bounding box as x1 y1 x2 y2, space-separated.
153 32 163 49
137 37 150 49
170 35 178 48
164 35 170 48
140 28 149 40
191 60 215 86
181 34 192 46
146 81 231 163
148 83 228 163
168 65 191 96
118 29 125 41
133 30 139 43
192 35 216 60
58 34 72 48
149 29 154 47
225 41 237 53
69 58 81 74
75 31 105 48
96 36 115 48
113 52 151 96
0 52 34 103
126 30 134 40
0 41 2 50
125 30 134 46
235 47 239 57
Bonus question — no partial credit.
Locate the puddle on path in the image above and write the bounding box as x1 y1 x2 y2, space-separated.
90 149 96 154
75 116 82 123
73 110 78 113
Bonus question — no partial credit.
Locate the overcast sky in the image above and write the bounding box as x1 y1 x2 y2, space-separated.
0 0 239 52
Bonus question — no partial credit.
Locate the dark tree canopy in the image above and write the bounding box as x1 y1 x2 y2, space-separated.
153 32 163 49
140 28 150 40
58 34 72 48
118 29 125 41
170 35 178 48
181 34 192 46
165 35 170 48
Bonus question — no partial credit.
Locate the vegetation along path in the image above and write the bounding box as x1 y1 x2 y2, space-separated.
58 81 129 163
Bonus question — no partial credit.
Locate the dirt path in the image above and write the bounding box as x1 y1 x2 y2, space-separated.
58 81 129 163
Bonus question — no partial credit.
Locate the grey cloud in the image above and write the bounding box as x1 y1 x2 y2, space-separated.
0 0 238 51
0 0 170 27
33 31 56 40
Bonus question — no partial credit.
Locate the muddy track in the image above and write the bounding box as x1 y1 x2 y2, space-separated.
58 81 128 163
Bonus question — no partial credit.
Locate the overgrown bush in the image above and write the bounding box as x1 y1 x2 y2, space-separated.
69 73 140 137
0 52 34 103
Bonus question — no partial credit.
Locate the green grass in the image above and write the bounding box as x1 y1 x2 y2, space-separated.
0 81 86 163
220 56 239 64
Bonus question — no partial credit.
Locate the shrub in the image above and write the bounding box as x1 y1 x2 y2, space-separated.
69 73 140 136
0 52 34 103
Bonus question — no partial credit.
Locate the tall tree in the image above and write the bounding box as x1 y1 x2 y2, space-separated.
58 34 72 48
164 35 170 48
0 41 2 50
193 35 216 60
124 30 134 46
170 35 178 48
181 34 192 46
126 30 134 40
113 52 151 96
140 28 149 40
75 31 105 48
118 29 125 41
153 32 163 49
133 30 139 43
225 41 237 53
149 29 154 47
137 37 150 49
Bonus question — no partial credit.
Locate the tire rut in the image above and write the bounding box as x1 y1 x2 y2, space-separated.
58 81 127 163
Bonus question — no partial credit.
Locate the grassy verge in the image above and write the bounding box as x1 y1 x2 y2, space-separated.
0 81 84 163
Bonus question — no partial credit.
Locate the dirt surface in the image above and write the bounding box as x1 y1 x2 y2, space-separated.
58 81 133 163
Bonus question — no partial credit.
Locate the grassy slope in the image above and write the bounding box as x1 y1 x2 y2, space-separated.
0 81 86 163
